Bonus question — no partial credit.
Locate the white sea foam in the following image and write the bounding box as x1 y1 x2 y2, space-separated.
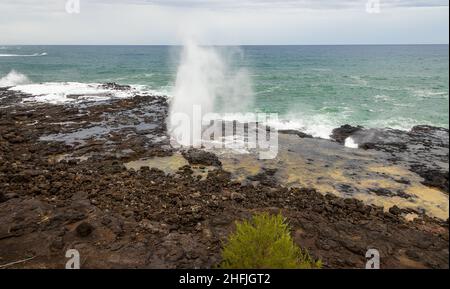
373 94 390 102
412 89 448 99
344 137 359 149
0 52 47 57
311 68 332 72
9 82 154 105
132 84 171 97
210 111 335 140
268 118 335 139
349 75 369 87
0 70 31 87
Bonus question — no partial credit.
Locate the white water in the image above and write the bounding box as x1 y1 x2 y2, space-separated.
169 39 254 146
344 137 359 149
0 52 47 57
0 70 31 87
267 116 335 139
8 82 152 105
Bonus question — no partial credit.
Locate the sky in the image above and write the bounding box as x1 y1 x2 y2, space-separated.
0 0 448 45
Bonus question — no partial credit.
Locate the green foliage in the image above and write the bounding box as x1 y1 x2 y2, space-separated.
220 213 322 269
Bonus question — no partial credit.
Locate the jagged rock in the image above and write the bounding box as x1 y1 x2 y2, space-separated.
101 82 131 91
410 166 449 194
231 192 245 202
76 222 94 238
389 205 402 215
343 125 448 194
331 125 363 144
370 188 393 197
182 149 221 167
279 130 313 138
0 192 7 203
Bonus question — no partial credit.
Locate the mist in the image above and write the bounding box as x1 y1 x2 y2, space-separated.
168 37 254 146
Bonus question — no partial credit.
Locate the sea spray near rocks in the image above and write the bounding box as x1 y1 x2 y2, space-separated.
8 82 152 104
344 137 359 149
0 70 31 87
169 39 254 147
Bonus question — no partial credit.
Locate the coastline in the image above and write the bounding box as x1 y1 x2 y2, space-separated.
0 85 448 269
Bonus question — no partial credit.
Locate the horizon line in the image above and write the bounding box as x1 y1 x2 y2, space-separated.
1 43 449 46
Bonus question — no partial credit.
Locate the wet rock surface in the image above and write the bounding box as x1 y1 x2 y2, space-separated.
279 130 313 139
182 149 222 167
340 125 449 194
0 86 448 269
101 83 132 91
331 125 363 144
76 222 95 238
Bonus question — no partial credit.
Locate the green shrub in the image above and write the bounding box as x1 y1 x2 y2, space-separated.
220 213 322 269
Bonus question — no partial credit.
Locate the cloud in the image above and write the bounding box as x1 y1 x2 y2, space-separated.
0 0 448 44
2 0 449 11
103 0 449 9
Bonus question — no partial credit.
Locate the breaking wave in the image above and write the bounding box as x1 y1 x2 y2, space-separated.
0 52 47 57
8 82 156 105
0 70 31 87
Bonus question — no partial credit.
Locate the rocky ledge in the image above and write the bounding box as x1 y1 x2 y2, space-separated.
0 85 448 269
332 125 449 194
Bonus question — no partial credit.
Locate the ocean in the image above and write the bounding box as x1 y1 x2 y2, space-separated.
0 45 448 138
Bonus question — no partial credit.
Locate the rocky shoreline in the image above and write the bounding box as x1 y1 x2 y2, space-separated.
0 85 448 269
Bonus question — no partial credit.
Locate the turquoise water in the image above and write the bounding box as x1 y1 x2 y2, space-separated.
1 45 448 132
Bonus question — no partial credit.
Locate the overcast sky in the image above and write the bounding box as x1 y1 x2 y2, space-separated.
0 0 448 45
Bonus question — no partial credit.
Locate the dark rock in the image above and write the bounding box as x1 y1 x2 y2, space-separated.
231 192 245 202
207 169 231 184
247 168 278 186
395 177 411 185
279 130 313 138
338 184 355 193
360 142 408 153
263 168 278 176
76 222 94 238
331 125 363 144
410 166 449 194
182 149 221 167
50 237 65 251
23 169 44 177
4 193 19 199
101 82 131 91
0 192 7 203
370 188 393 197
353 126 448 194
389 205 402 215
396 191 413 199
411 125 449 134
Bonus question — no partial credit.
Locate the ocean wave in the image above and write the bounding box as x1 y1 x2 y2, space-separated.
217 113 336 139
412 89 448 99
348 75 369 87
265 116 431 139
0 52 47 57
310 68 332 72
373 94 391 102
131 84 172 97
0 70 31 87
263 114 444 139
267 117 335 139
8 82 156 105
366 117 432 131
